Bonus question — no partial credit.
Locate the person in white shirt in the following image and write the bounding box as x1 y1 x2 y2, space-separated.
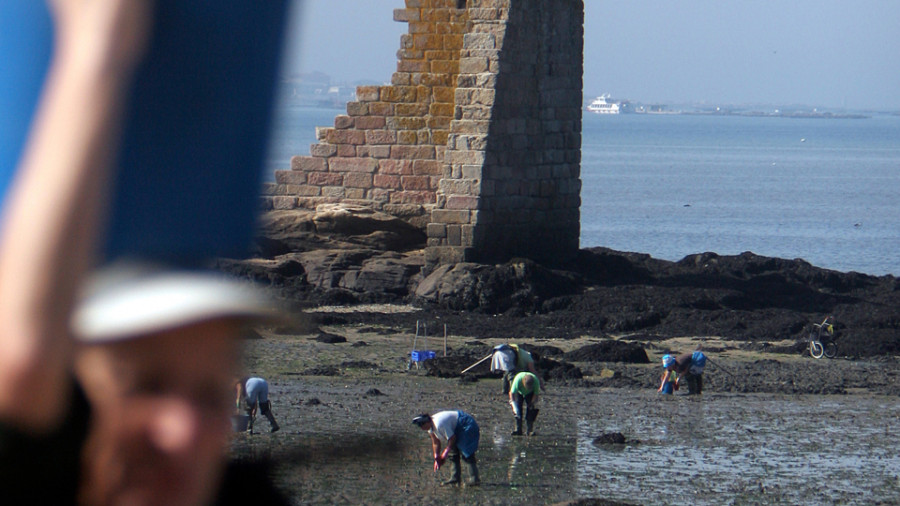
412 410 480 486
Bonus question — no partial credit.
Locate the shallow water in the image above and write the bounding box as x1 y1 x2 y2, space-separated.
232 376 900 505
576 393 900 505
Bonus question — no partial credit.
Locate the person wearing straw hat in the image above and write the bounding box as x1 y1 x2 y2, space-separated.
412 411 481 486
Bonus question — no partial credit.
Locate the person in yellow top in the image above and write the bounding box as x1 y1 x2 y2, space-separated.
508 371 540 436
658 355 678 394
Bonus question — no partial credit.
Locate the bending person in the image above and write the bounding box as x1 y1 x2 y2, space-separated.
412 411 481 487
236 376 281 433
508 371 540 436
491 343 539 395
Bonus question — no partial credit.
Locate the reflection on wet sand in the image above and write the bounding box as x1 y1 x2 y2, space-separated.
230 373 900 504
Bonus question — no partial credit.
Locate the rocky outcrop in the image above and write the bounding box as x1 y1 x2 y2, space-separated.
256 205 425 255
414 260 580 313
220 206 900 358
219 205 424 303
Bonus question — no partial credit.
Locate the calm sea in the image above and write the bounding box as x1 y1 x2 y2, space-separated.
265 107 900 276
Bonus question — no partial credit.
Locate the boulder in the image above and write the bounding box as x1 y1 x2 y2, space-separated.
415 259 580 313
563 341 650 364
253 206 426 257
294 249 423 298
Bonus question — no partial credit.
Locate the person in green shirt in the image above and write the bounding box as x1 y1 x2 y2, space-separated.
492 343 539 395
508 371 540 436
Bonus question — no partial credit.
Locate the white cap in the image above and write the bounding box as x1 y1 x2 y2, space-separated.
72 262 278 343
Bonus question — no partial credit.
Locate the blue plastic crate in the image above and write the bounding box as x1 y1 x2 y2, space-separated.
411 350 436 362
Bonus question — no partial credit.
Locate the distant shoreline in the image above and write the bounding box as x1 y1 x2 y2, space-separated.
671 110 868 119
590 109 870 119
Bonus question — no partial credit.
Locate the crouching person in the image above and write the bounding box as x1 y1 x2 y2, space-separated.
658 355 678 394
236 376 280 433
509 371 540 435
491 343 538 395
667 350 707 395
412 411 480 486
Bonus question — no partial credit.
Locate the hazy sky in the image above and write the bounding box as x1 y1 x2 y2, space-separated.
285 0 900 110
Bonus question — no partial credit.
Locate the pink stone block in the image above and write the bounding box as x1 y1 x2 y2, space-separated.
379 159 414 175
329 157 379 173
309 143 338 158
355 85 380 102
369 102 394 116
346 102 368 116
274 170 307 185
291 156 326 172
271 196 298 210
446 195 478 210
368 188 392 202
296 185 322 197
390 190 435 205
355 116 387 130
374 174 402 189
366 130 397 145
336 144 357 157
326 129 367 145
413 160 442 175
391 145 436 160
334 115 354 129
343 172 373 188
368 145 392 159
307 172 343 186
401 175 432 191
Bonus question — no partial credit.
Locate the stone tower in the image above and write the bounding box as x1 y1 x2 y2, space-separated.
263 0 584 268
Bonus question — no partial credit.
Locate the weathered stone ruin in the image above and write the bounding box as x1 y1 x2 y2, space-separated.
262 0 584 268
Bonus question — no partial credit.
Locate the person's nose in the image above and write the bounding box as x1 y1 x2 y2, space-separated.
146 398 204 454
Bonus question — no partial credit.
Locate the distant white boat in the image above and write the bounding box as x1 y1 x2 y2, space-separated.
587 94 621 114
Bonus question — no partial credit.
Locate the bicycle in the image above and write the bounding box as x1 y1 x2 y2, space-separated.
808 315 837 359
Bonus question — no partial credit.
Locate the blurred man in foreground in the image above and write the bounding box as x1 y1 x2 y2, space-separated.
0 1 288 504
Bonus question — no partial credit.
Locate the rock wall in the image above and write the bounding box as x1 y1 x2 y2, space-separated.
263 0 584 268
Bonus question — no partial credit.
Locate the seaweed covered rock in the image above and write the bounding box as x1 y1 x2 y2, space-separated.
563 341 650 364
415 259 580 313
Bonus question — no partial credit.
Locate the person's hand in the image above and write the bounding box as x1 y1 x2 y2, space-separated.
433 457 443 471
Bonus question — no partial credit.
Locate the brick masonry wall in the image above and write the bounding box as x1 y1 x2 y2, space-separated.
263 0 584 267
262 0 469 227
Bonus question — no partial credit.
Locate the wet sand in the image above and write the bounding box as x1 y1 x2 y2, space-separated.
231 325 900 505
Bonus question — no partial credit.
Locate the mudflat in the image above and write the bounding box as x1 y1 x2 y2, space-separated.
230 317 900 505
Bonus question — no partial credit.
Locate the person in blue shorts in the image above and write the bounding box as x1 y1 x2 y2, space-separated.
412 410 480 486
658 355 678 394
662 350 707 395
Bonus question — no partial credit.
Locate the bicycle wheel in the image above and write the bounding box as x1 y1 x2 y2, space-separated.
809 340 824 359
823 341 837 359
